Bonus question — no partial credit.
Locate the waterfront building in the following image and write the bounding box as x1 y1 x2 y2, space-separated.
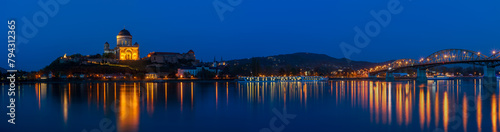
145 73 158 79
177 65 220 78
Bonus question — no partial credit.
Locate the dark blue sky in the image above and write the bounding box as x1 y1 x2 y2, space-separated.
2 0 500 71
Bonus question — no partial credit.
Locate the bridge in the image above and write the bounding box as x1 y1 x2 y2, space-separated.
358 49 500 84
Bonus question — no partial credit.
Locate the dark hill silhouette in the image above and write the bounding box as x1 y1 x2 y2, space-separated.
227 52 386 69
224 52 390 76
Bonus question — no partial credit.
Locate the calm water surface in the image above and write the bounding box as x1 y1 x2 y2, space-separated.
1 79 499 132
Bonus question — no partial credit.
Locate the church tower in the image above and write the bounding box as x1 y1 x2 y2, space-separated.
103 42 115 54
104 42 110 50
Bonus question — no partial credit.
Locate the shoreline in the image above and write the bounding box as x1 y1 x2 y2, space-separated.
5 76 489 84
7 79 238 83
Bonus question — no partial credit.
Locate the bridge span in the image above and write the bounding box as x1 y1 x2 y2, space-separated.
359 49 500 85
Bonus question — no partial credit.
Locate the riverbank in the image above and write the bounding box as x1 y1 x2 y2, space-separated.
7 78 238 83
329 76 484 80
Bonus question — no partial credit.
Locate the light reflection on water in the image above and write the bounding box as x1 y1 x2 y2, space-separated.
1 79 499 132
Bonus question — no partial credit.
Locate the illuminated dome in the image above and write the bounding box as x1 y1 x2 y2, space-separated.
118 29 131 36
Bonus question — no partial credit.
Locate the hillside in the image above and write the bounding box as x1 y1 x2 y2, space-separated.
224 52 386 76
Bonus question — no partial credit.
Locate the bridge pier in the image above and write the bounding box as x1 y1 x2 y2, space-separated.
416 68 427 83
483 66 497 88
385 72 394 82
484 66 496 78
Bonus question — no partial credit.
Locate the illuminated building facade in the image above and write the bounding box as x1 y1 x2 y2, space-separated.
104 28 140 60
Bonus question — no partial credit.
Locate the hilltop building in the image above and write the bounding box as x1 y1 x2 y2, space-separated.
104 28 140 60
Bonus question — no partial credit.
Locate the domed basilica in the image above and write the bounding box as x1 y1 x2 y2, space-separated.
104 28 140 60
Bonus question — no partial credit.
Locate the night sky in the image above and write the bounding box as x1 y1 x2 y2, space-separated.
2 0 500 71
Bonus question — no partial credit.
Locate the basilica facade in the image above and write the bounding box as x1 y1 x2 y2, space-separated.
104 29 140 60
